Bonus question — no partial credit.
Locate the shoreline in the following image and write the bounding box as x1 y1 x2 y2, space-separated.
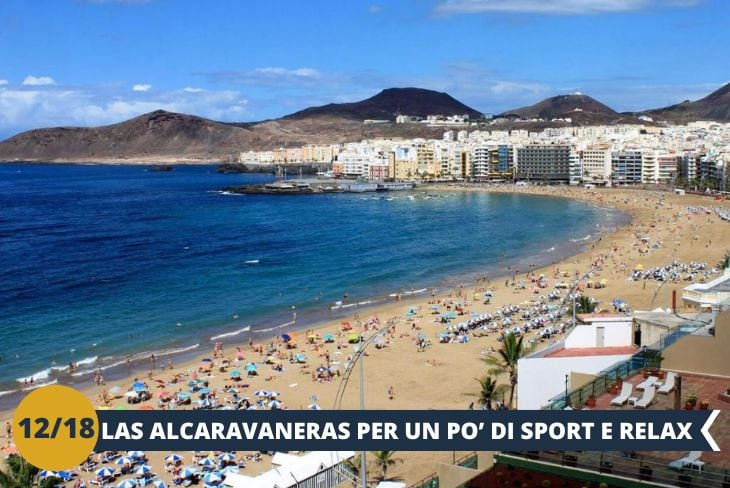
0 189 628 408
2 185 727 482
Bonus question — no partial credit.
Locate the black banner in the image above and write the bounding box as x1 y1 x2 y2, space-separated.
95 409 720 452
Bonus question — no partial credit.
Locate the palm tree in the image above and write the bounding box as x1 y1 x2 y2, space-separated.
483 332 527 409
370 450 402 482
342 454 362 487
575 295 596 314
466 376 508 410
0 455 41 488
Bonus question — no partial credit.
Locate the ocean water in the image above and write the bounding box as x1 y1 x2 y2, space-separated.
0 163 625 399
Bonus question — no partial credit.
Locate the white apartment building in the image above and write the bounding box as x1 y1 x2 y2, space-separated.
580 145 612 184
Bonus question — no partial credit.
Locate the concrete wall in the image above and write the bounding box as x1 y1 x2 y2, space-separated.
564 320 632 348
517 354 633 410
663 310 730 377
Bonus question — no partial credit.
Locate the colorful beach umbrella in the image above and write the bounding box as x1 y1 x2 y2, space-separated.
139 405 154 411
115 456 134 465
95 468 115 478
127 450 145 459
118 480 137 488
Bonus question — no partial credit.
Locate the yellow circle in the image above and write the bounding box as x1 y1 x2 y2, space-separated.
13 385 99 470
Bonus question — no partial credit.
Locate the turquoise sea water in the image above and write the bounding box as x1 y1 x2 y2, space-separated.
0 163 626 400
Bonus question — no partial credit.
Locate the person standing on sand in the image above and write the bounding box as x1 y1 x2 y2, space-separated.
388 386 394 401
5 421 11 438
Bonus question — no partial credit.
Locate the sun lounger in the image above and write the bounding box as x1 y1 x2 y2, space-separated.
636 376 658 391
610 381 633 406
669 451 704 471
657 372 677 394
634 385 655 408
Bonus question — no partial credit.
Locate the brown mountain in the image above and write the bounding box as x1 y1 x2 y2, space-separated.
0 92 462 162
638 82 730 122
500 93 622 124
285 87 482 120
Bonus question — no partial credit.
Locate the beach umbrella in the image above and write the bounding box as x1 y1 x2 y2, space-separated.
180 467 198 479
347 333 360 343
218 453 235 462
315 366 328 373
198 387 210 395
245 363 257 372
269 391 279 398
201 358 213 363
132 381 147 392
115 456 134 465
308 403 321 410
96 468 115 478
203 472 222 485
230 370 241 378
152 481 168 488
118 480 137 488
57 471 74 481
281 333 291 342
198 458 217 468
373 336 385 346
220 466 239 478
254 390 269 397
246 405 257 410
139 405 154 411
127 450 146 459
323 333 335 342
158 390 171 398
132 465 152 475
269 400 282 409
417 333 427 340
165 454 183 464
39 471 57 480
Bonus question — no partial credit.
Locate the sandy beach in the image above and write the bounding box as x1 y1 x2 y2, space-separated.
2 185 728 484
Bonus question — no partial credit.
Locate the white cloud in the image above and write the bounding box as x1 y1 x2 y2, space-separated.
208 67 322 86
183 87 204 93
0 85 248 135
22 76 56 86
434 0 699 15
132 84 152 92
0 80 8 86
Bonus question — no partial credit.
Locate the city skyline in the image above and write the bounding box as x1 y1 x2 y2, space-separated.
0 0 728 137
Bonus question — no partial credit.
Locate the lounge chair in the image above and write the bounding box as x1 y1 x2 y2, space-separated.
634 385 655 408
669 451 704 472
610 381 633 406
636 375 658 391
658 372 677 394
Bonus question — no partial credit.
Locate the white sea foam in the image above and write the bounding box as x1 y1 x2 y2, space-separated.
244 260 260 264
254 321 295 333
570 235 592 242
210 326 251 341
0 390 17 397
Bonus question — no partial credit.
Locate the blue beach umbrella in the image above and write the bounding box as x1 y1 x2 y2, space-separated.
281 333 291 342
96 468 115 478
198 387 210 395
203 472 222 485
152 481 168 488
116 456 134 465
220 466 239 478
132 382 147 392
39 471 57 480
165 454 182 464
254 390 269 397
198 458 217 468
176 392 190 400
127 450 146 459
269 400 282 409
230 370 241 378
218 453 235 462
118 480 137 488
308 403 322 410
245 363 257 372
132 465 151 475
180 467 198 479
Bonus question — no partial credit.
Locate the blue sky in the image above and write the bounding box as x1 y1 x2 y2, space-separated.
0 0 728 137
